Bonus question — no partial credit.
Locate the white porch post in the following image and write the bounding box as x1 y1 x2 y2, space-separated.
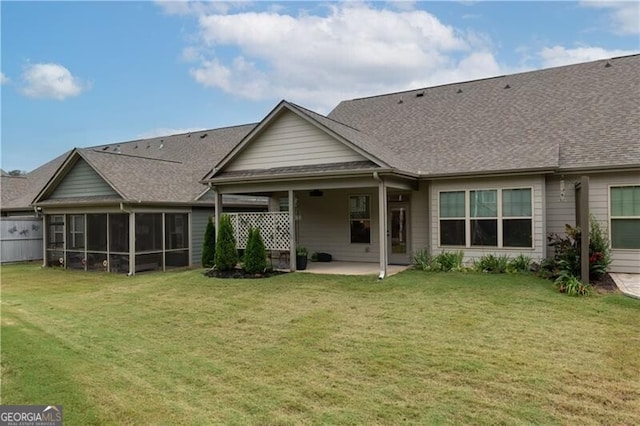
129 211 136 275
41 214 47 267
213 187 221 240
378 180 388 279
289 189 296 271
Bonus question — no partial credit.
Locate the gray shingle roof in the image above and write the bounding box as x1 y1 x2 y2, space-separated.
328 54 640 175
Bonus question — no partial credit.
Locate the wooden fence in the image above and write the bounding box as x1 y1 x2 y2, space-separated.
1 217 43 263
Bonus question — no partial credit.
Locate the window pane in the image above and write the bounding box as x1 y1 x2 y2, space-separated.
440 191 465 218
350 195 370 220
503 219 532 247
611 186 640 217
611 219 640 249
109 214 129 253
470 190 497 217
503 188 532 217
87 214 107 251
46 215 64 249
166 250 189 268
350 219 371 243
135 253 162 272
471 219 497 246
66 214 85 250
440 219 465 246
135 213 163 252
165 213 189 250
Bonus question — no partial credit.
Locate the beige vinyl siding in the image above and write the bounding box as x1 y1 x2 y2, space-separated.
191 208 213 266
430 175 545 264
297 188 379 262
49 159 118 199
226 110 366 172
545 175 577 237
410 181 430 255
588 172 640 274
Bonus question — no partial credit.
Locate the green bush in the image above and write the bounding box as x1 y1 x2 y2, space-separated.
555 270 592 296
434 250 465 272
507 254 532 273
588 214 611 278
244 228 267 274
214 214 239 272
474 254 510 273
411 249 432 271
201 219 215 268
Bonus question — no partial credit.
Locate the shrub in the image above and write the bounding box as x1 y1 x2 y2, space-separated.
434 250 464 272
201 219 215 268
507 254 532 273
474 254 510 273
411 249 432 271
555 270 592 296
214 214 239 271
244 228 267 274
588 214 611 278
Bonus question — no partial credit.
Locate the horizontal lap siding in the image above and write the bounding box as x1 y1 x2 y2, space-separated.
410 182 430 255
298 188 379 262
49 159 118 199
191 208 213 266
430 175 545 264
588 172 640 274
226 111 365 171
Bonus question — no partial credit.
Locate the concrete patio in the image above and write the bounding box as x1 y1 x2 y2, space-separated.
297 261 410 277
610 273 640 299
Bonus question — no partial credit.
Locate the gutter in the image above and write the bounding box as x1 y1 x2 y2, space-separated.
202 167 397 185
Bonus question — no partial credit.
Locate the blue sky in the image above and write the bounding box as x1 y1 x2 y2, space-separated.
1 1 638 172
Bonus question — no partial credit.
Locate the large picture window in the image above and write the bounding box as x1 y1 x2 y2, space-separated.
610 186 640 249
439 188 532 248
350 195 371 244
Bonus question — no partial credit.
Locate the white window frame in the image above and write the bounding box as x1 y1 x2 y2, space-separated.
437 187 534 249
349 194 372 244
608 185 640 251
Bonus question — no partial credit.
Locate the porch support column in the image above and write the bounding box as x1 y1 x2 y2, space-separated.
378 178 388 279
41 213 47 267
129 211 136 275
213 186 221 241
579 176 590 285
289 189 296 271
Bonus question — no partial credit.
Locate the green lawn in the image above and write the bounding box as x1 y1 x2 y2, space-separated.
1 264 639 425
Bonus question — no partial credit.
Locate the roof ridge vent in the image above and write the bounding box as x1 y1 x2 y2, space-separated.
605 61 612 68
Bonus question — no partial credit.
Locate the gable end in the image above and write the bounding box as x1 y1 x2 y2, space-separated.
48 158 119 200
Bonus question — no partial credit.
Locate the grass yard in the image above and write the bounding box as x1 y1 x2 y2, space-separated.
1 264 639 425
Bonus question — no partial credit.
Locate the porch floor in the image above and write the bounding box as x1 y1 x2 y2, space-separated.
297 261 410 277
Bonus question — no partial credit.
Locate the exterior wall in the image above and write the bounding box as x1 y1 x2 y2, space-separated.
410 181 430 256
547 171 640 274
1 217 43 263
191 208 213 266
49 159 118 199
297 188 380 262
430 175 546 264
226 110 366 172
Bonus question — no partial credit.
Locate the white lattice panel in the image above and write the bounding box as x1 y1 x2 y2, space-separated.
227 212 291 250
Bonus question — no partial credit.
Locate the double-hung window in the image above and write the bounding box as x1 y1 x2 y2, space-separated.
610 186 640 249
439 188 532 248
350 195 371 244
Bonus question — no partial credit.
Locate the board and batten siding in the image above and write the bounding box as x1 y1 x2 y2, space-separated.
297 188 380 263
430 175 546 264
49 159 118 199
225 110 366 172
191 208 214 266
546 172 640 273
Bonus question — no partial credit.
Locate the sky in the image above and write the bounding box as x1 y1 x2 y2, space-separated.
1 1 639 172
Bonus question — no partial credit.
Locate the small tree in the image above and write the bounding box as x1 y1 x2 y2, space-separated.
244 228 267 274
214 214 238 271
201 218 216 268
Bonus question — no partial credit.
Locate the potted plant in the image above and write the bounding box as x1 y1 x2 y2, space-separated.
296 246 308 270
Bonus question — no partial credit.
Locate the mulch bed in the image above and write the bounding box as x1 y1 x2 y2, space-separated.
204 268 288 279
591 273 619 294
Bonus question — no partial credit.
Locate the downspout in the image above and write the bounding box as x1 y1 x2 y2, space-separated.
120 202 135 276
373 172 388 280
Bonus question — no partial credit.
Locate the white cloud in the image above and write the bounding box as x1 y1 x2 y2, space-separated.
21 63 86 100
539 45 638 67
181 3 511 111
581 1 640 35
0 72 8 85
138 127 207 139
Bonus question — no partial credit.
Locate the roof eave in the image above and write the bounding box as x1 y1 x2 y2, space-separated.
203 167 396 185
419 166 559 180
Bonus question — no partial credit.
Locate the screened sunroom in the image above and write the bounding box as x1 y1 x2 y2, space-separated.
45 212 190 273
